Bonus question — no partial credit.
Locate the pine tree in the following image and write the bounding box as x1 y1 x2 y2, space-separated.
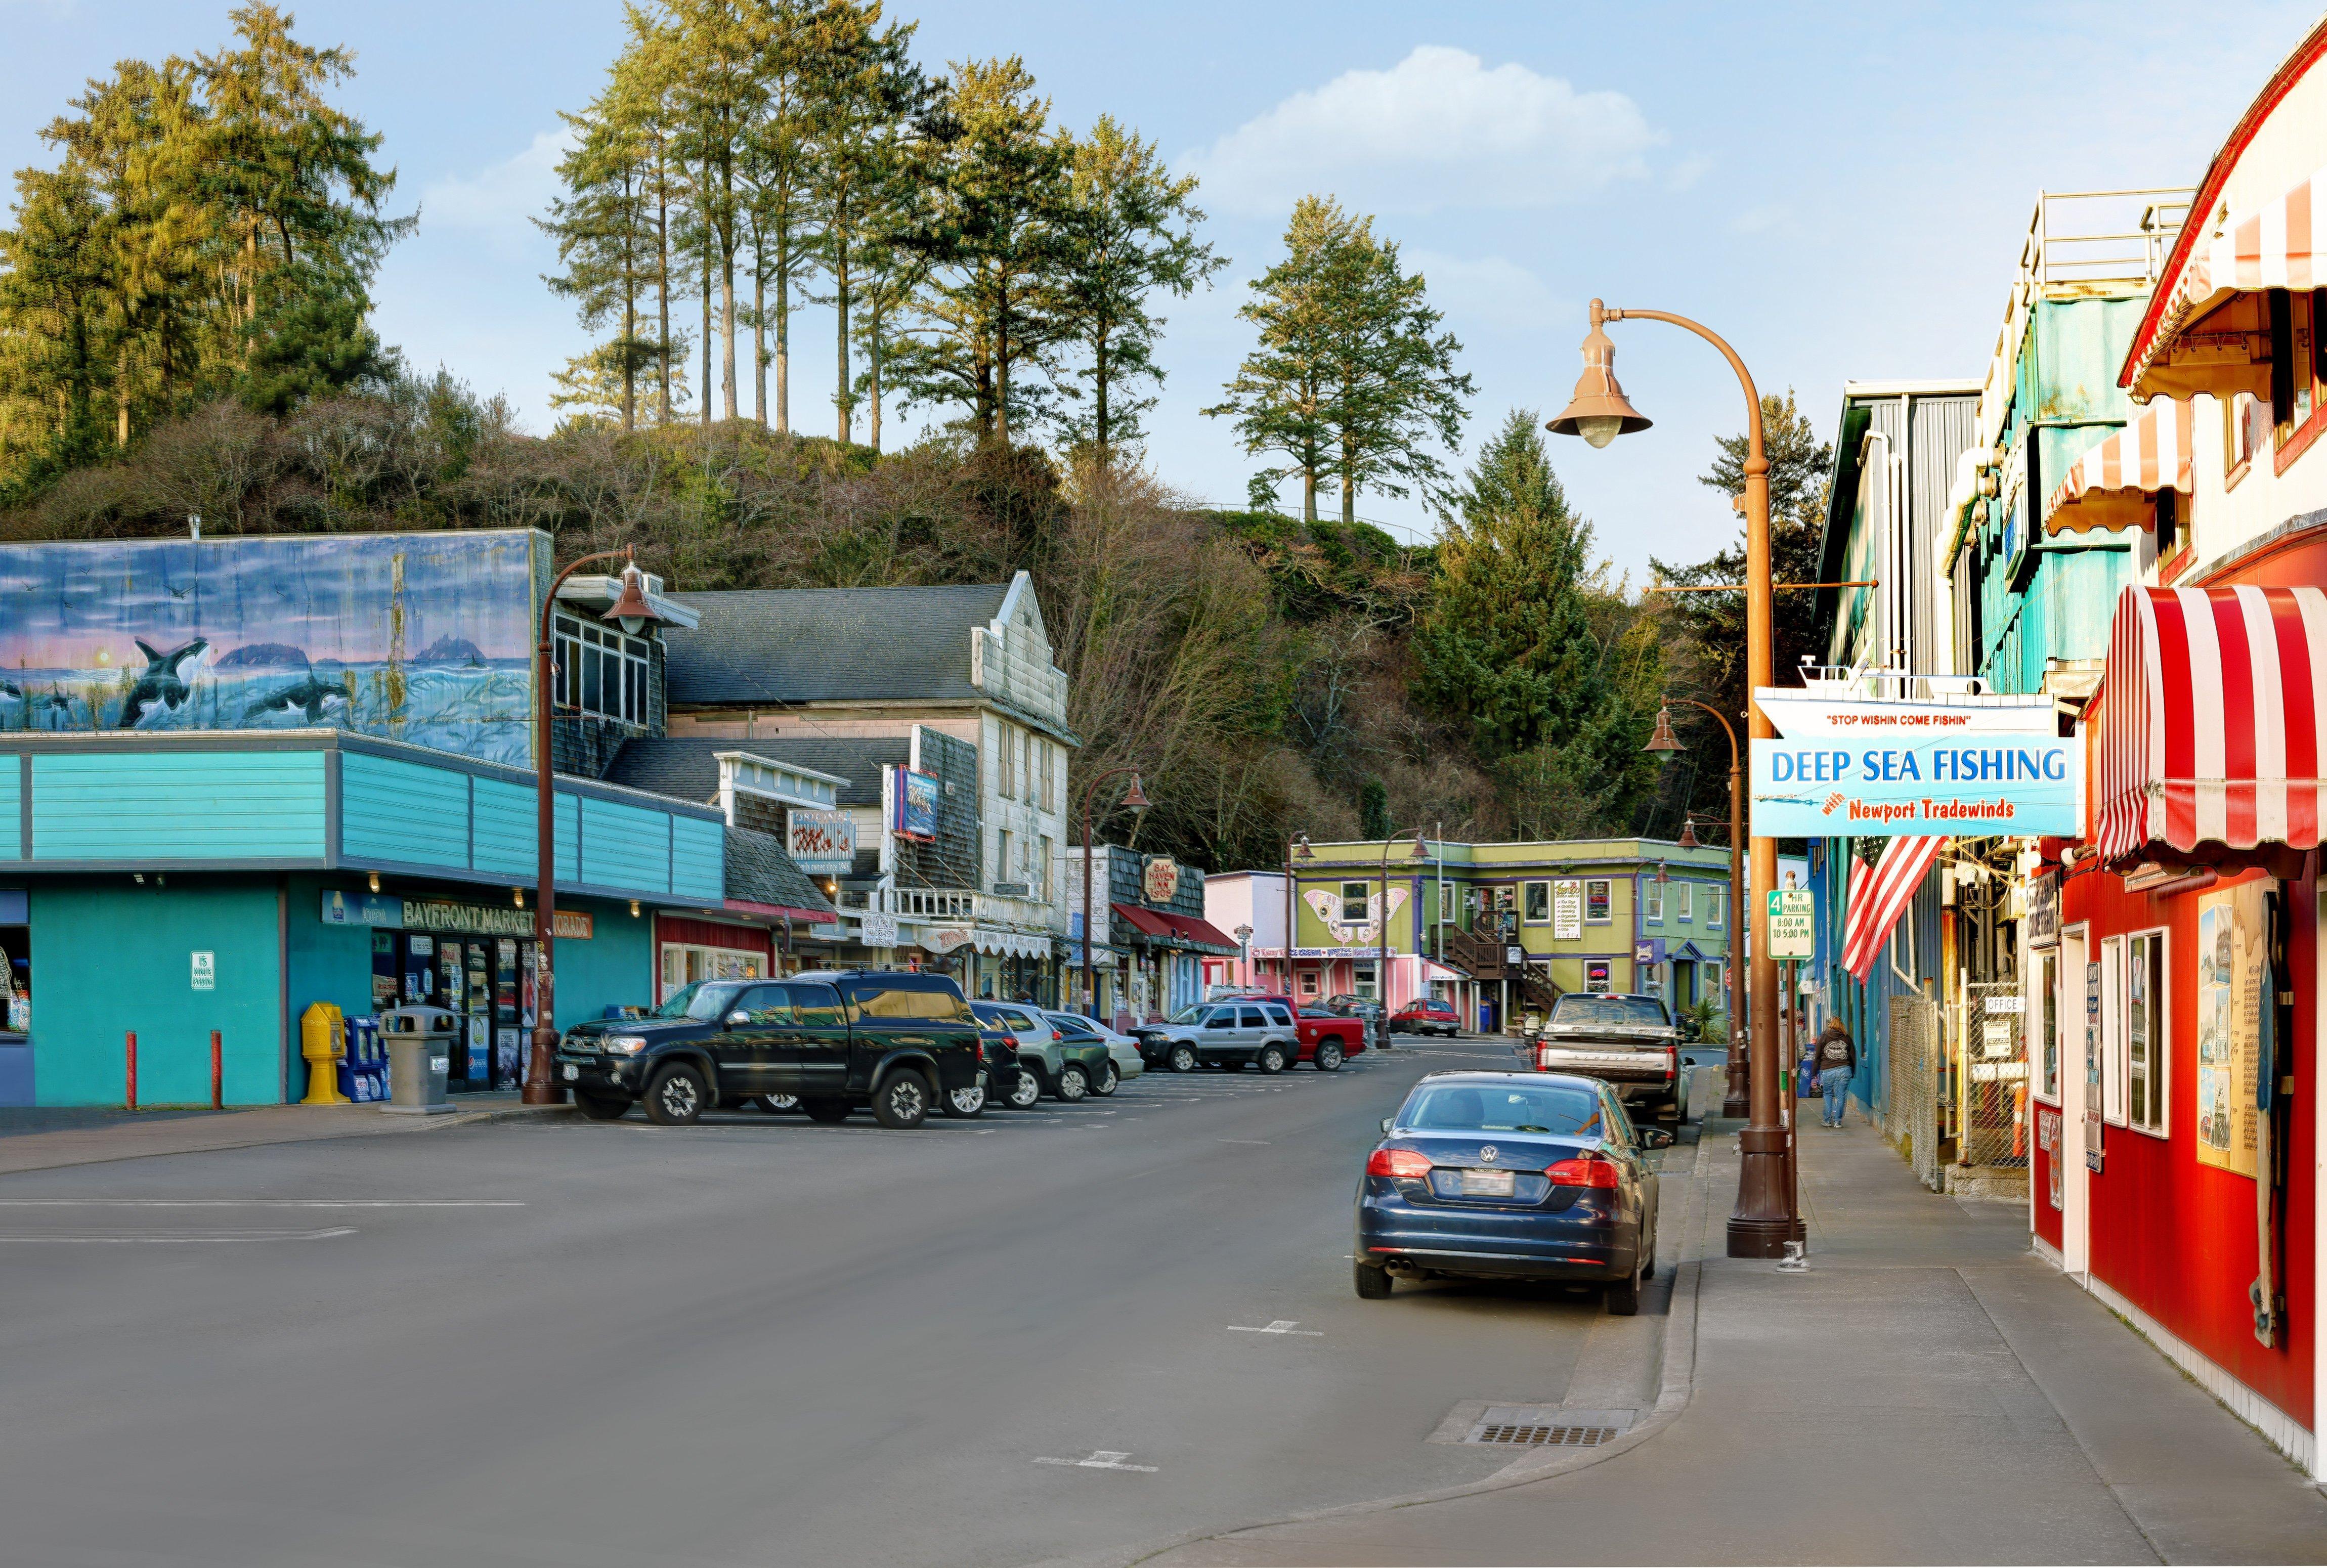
539 86 660 431
1052 114 1222 462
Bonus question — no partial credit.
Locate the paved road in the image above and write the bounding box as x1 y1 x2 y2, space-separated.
0 1036 1627 1568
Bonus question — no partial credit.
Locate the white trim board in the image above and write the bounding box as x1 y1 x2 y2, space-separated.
2080 1271 2317 1477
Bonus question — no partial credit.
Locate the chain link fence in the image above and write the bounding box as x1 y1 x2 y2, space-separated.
1885 992 1944 1192
1961 981 2032 1177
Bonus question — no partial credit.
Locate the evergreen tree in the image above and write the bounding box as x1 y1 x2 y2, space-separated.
539 86 660 431
1051 114 1222 462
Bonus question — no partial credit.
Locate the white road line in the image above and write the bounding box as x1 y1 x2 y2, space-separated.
1033 1451 1157 1472
1216 1139 1270 1146
0 1228 357 1243
0 1200 524 1208
1226 1320 1322 1336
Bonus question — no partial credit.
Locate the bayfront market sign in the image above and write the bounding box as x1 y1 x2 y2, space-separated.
1748 736 2079 837
320 890 593 940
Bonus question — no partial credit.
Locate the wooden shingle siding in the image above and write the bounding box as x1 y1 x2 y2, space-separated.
32 751 326 860
341 752 469 870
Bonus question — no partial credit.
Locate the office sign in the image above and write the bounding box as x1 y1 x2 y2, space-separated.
1766 889 1814 959
1552 880 1582 940
1749 736 2080 837
788 809 856 874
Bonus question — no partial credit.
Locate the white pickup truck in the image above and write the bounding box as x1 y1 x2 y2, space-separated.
1520 993 1688 1124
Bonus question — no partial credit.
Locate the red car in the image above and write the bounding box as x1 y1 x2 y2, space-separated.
1389 997 1462 1037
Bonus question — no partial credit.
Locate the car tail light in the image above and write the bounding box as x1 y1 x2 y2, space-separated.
1544 1156 1621 1189
1663 1046 1678 1080
1366 1148 1434 1179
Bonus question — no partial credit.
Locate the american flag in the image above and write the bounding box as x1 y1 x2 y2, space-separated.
1841 837 1947 982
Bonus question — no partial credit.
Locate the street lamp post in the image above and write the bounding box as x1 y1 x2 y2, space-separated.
1285 834 1313 1000
524 549 664 1106
1080 767 1150 1023
1646 696 1749 1117
1377 826 1429 1049
1551 298 1799 1258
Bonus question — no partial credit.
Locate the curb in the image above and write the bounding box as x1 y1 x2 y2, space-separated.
1102 1135 1714 1568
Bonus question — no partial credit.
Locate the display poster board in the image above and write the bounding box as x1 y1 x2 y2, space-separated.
1552 880 1582 940
2038 1106 2063 1209
2195 884 2265 1177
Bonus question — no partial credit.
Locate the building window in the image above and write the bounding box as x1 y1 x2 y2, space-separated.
997 828 1013 888
1676 882 1693 922
2100 936 2126 1124
2227 391 2269 477
2036 948 2059 1101
1440 881 1456 922
1707 889 1724 930
2126 929 2166 1134
1523 881 1550 924
553 614 649 725
1585 960 1612 992
1644 879 1663 923
1643 965 1663 999
1353 961 1378 999
1585 880 1612 923
1038 739 1054 812
1035 835 1053 900
1340 882 1369 923
996 724 1014 800
1298 969 1319 997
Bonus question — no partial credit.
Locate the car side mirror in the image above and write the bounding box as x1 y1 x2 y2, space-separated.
1640 1127 1676 1149
1380 1117 1394 1135
726 1010 751 1027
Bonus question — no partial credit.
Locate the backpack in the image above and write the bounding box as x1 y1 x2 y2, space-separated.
1819 1036 1850 1068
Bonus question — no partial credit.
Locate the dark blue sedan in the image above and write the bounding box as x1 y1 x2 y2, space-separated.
1354 1071 1669 1314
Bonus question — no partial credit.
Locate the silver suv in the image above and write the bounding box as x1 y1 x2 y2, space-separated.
1134 997 1302 1074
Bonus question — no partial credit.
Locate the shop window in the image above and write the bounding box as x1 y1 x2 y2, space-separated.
553 613 650 725
1585 880 1613 923
1298 970 1319 998
2035 949 2060 1101
1353 961 1377 999
1340 882 1369 923
661 943 765 999
0 922 26 1034
1585 960 1612 993
1523 881 1550 924
1642 965 1663 999
1644 879 1663 923
2125 929 2167 1135
1676 882 1693 922
2100 936 2127 1125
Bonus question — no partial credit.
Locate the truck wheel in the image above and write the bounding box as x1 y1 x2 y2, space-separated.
872 1069 931 1129
761 1094 799 1114
1257 1043 1286 1074
643 1062 707 1126
1093 1061 1120 1096
803 1099 852 1123
1354 1259 1393 1299
1169 1044 1198 1074
1314 1042 1344 1072
941 1083 986 1118
1054 1063 1089 1102
573 1090 631 1121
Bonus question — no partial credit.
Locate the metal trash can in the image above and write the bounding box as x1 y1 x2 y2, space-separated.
379 1004 458 1115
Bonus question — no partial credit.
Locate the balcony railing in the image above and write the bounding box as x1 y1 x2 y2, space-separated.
835 882 1062 931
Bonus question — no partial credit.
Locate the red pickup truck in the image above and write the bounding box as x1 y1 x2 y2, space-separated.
1218 996 1367 1069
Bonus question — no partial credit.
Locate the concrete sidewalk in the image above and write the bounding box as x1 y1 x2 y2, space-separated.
1148 1108 2327 1565
0 1096 573 1177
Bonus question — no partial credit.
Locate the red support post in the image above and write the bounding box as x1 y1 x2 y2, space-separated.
211 1030 224 1110
125 1032 138 1112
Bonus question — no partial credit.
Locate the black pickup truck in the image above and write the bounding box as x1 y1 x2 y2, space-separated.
554 969 987 1128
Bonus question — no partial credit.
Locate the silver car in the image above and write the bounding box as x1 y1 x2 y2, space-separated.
1046 1010 1144 1087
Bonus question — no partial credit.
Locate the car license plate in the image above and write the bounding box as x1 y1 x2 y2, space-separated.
1459 1168 1516 1197
562 1063 579 1082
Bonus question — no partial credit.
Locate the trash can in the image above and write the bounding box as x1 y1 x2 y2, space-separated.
379 1004 458 1115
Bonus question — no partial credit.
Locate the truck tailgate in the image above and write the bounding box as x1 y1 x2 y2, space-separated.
1532 1046 1672 1083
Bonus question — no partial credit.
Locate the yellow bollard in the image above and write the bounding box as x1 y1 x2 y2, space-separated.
299 1001 350 1106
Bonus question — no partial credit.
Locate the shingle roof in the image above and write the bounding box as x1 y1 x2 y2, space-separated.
602 736 907 808
723 825 837 919
663 584 1012 706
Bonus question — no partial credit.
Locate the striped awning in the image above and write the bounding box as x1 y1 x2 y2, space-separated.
2125 166 2320 403
2096 585 2327 864
2044 400 2194 535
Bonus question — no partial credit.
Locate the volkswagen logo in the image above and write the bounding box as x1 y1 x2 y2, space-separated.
1479 1145 1498 1162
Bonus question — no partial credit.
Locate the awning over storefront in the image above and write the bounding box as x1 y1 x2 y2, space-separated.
1108 903 1241 955
2096 585 2327 865
2125 165 2320 403
1420 958 1463 983
2043 400 2193 535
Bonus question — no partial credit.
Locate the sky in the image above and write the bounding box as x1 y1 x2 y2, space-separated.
4 1 2321 580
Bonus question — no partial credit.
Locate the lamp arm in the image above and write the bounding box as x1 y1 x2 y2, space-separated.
1602 307 1765 465
1672 695 1740 764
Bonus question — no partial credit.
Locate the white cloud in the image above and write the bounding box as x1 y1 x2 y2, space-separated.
1186 46 1660 216
1730 203 1791 235
1406 251 1567 334
419 128 572 255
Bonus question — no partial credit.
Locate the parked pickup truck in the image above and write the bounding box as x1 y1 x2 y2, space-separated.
1519 992 1687 1124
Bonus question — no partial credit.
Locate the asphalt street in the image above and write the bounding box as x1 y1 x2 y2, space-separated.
0 1035 1636 1568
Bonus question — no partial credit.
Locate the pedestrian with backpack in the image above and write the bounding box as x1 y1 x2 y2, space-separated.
1814 1020 1857 1128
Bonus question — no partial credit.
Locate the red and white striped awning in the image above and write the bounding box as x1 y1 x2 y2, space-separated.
2096 585 2327 865
2043 399 2193 535
2125 166 2320 403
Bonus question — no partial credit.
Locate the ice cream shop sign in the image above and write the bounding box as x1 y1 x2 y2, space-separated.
321 890 592 940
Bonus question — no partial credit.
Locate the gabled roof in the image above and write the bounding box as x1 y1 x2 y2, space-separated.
605 736 904 808
663 583 1012 706
724 825 838 919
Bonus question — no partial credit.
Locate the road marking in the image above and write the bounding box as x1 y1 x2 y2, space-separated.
1034 1450 1157 1472
0 1199 523 1208
1226 1320 1322 1336
0 1228 357 1243
1216 1138 1270 1145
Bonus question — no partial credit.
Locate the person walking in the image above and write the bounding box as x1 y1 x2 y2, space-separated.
1814 1019 1857 1128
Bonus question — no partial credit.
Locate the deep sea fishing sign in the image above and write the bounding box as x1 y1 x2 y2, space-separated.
1749 686 2079 838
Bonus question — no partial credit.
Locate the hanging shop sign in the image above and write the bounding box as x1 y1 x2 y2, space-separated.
888 767 938 842
1748 736 2080 838
1552 880 1583 940
1766 889 1815 959
2023 868 2060 950
1142 855 1181 904
788 809 857 874
858 911 900 947
1634 937 1665 966
1755 687 2056 738
318 890 591 940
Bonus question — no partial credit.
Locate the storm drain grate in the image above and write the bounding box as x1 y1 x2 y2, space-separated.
1473 1423 1618 1447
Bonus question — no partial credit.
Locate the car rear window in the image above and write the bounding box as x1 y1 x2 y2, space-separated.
1551 996 1671 1027
1264 1006 1293 1026
998 1007 1043 1032
843 978 974 1023
1401 1082 1604 1137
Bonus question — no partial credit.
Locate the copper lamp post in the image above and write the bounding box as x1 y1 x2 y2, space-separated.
525 549 664 1106
1645 696 1749 1118
1550 298 1798 1257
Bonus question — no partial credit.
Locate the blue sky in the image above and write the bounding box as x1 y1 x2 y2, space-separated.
5 1 2320 579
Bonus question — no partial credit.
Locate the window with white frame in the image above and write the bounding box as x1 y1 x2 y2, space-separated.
995 725 1013 799
553 613 650 725
2101 936 2126 1124
1038 739 1054 811
1353 961 1378 998
1298 969 1320 997
1676 882 1693 922
1523 881 1550 923
2126 929 2166 1134
2035 948 2060 1101
1585 880 1612 923
1340 882 1369 923
1708 888 1725 929
1644 879 1663 923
